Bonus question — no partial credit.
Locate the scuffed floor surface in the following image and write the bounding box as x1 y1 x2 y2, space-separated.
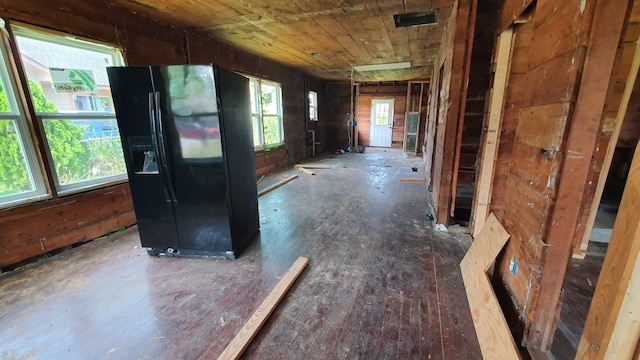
0 148 481 360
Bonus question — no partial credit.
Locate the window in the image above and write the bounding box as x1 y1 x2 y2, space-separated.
13 24 126 195
309 91 318 121
248 77 283 148
0 29 47 207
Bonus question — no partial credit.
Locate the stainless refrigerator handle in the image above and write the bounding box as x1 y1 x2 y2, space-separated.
154 91 178 203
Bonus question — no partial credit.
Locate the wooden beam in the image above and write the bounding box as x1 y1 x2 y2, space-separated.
471 28 514 237
257 175 299 197
574 32 640 259
400 177 426 183
296 167 315 176
257 175 266 184
576 142 640 359
294 163 334 169
460 213 521 359
527 0 630 349
217 256 309 360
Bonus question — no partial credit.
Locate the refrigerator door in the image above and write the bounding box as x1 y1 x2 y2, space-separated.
107 66 180 252
152 65 232 255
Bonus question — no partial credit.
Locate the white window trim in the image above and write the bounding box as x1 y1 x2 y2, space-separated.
247 76 284 150
309 90 318 121
12 23 128 196
0 27 49 209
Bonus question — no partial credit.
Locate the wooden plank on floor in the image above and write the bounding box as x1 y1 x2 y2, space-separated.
295 163 336 169
296 167 315 176
400 177 426 183
577 143 640 360
217 256 309 360
257 175 299 197
460 213 521 360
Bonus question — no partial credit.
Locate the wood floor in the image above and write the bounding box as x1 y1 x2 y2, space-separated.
0 148 481 359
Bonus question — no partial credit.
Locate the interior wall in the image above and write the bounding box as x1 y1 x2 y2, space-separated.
487 0 629 350
424 0 476 224
323 81 352 151
0 0 321 268
450 0 501 225
572 12 640 252
356 82 408 147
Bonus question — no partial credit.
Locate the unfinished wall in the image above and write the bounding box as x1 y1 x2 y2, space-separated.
450 0 501 226
487 0 630 351
572 11 640 253
0 0 320 268
356 82 407 148
424 0 476 224
324 81 352 151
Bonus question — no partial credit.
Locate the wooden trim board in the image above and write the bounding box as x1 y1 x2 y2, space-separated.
400 177 426 183
574 31 640 259
294 163 335 169
576 143 640 359
296 167 315 176
460 213 521 359
217 256 309 360
257 174 298 197
471 28 514 237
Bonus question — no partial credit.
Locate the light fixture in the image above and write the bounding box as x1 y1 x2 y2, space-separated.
353 62 412 72
309 52 321 57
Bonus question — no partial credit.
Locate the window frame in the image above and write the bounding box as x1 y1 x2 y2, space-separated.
11 23 127 196
247 76 284 150
309 90 318 121
0 27 49 209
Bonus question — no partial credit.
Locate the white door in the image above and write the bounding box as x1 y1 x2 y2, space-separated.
369 99 394 147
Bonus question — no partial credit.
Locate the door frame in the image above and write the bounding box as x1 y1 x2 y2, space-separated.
369 98 394 147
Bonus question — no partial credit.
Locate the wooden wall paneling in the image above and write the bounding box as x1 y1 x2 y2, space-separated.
0 184 136 268
432 0 477 225
450 0 478 218
471 28 514 236
577 142 640 359
324 82 351 150
460 213 521 359
527 0 630 350
574 25 640 258
499 0 535 31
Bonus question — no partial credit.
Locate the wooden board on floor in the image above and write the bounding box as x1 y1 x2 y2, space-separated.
217 256 309 360
577 143 640 359
296 167 315 176
257 175 299 197
295 163 336 169
400 177 426 183
460 213 521 360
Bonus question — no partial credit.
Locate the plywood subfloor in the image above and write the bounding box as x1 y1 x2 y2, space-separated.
0 148 481 360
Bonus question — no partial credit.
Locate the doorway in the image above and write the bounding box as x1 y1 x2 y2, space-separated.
369 99 394 147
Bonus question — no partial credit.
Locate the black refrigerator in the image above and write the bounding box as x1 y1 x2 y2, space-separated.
107 64 259 259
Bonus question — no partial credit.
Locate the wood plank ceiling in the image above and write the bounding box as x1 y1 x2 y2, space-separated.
107 0 453 81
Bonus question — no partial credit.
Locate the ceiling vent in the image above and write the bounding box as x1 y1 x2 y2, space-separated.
393 9 439 28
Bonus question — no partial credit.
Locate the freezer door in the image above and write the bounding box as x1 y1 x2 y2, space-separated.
152 65 232 255
107 66 180 252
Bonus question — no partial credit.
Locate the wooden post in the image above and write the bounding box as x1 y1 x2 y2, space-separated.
576 143 640 359
573 34 640 259
471 28 514 237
